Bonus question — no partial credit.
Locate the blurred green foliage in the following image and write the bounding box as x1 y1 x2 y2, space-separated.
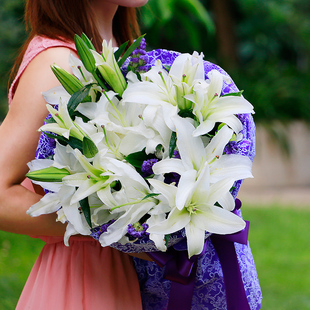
0 0 27 118
0 0 310 123
233 0 310 122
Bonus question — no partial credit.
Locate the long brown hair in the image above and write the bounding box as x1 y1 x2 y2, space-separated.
9 0 141 86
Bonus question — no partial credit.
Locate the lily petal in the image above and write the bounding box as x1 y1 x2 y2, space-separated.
185 222 206 257
147 207 190 235
173 116 205 170
210 155 253 183
176 169 197 210
192 206 245 234
27 192 61 216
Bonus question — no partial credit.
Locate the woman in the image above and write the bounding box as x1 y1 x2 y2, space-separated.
0 0 148 309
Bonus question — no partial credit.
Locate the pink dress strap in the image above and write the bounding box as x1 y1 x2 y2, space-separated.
8 36 76 105
13 36 143 310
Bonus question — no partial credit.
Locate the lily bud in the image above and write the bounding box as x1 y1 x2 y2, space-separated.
97 63 126 96
51 65 83 95
92 39 127 96
27 167 71 182
74 34 96 73
81 33 96 50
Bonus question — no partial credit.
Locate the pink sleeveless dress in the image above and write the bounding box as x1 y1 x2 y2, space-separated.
9 36 143 310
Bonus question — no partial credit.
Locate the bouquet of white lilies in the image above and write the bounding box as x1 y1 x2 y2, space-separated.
27 34 254 258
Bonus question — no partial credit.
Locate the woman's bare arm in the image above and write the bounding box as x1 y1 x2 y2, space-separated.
0 46 154 261
0 47 75 236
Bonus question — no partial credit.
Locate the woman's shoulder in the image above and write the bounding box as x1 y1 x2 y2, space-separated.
19 36 76 74
9 36 76 104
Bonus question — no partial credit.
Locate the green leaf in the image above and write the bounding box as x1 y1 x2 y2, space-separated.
114 40 129 61
169 131 177 158
82 136 98 158
26 167 70 182
71 111 90 123
63 136 84 151
178 109 195 119
118 34 146 68
81 33 95 50
125 148 153 169
79 197 92 228
164 234 171 247
67 84 93 117
41 131 60 141
42 131 83 152
141 193 160 201
222 90 244 97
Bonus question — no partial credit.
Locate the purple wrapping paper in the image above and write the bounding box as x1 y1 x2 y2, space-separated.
132 49 262 310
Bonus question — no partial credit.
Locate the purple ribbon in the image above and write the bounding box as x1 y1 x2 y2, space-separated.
148 242 207 310
211 221 251 310
147 199 251 310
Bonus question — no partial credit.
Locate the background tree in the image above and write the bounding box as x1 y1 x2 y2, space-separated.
0 0 26 118
1 0 310 123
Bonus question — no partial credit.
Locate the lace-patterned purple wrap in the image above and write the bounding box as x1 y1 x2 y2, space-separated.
35 49 262 310
132 50 261 310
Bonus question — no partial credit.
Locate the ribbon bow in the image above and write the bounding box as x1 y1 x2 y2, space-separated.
147 199 251 310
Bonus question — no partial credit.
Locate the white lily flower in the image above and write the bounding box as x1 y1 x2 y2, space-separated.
145 193 172 252
27 184 90 240
27 192 61 217
152 116 253 211
99 201 155 247
122 52 206 130
63 149 114 204
169 52 205 84
185 69 254 137
42 86 71 105
69 53 96 85
76 90 117 121
73 117 102 145
60 185 90 236
51 142 83 172
146 213 167 252
39 99 86 140
78 89 165 156
169 52 205 110
64 223 79 245
122 60 178 130
94 171 158 246
147 168 246 258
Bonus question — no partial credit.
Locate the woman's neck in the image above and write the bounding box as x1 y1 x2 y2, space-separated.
91 2 119 46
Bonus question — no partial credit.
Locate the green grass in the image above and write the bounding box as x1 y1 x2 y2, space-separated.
0 232 44 309
242 205 310 310
1 206 310 309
